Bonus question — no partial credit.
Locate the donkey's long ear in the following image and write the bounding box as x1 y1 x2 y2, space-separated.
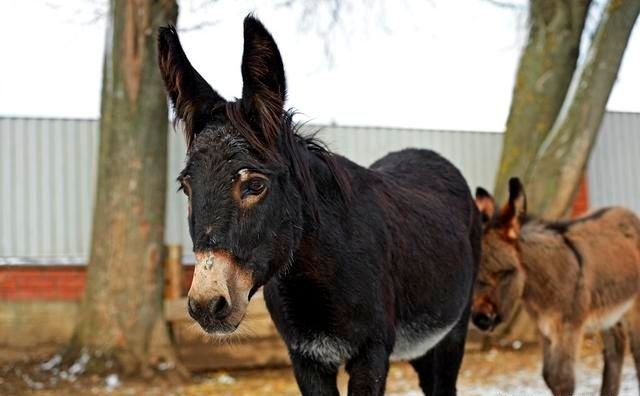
500 178 527 240
158 26 225 149
240 15 287 149
475 187 495 225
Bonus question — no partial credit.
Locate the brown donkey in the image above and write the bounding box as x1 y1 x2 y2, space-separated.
471 178 640 396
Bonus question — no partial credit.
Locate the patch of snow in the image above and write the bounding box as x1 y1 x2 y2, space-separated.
40 354 62 371
105 373 121 390
68 351 90 376
157 361 174 371
393 358 640 396
217 373 236 385
21 373 44 390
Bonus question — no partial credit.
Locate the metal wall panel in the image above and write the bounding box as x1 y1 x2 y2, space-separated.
588 112 640 213
165 126 191 249
313 126 502 192
1 112 638 262
0 118 98 262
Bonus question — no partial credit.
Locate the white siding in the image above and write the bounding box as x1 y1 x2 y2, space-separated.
314 126 502 192
0 118 98 261
588 112 640 213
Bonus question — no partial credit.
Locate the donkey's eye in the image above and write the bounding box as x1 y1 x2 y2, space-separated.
241 178 266 199
496 268 515 279
476 279 492 288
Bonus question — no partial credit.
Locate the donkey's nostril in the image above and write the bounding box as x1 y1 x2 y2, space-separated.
187 297 201 319
210 296 232 320
472 311 495 331
189 296 232 323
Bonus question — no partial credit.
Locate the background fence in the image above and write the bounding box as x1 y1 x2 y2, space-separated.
1 112 638 262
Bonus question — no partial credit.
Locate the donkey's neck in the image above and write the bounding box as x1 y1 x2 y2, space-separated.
517 224 582 314
288 151 371 273
300 148 355 222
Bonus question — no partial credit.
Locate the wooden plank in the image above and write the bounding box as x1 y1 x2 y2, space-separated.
177 336 290 371
165 298 187 321
163 245 183 299
165 290 290 370
172 315 279 344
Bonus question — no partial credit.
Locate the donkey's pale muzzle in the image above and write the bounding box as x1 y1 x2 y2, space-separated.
187 250 253 334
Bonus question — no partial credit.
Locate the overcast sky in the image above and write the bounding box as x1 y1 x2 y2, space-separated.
1 0 638 131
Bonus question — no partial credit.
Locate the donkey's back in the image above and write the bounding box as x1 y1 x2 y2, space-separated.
371 148 476 226
561 207 640 315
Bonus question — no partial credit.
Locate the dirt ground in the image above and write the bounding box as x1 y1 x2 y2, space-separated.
1 338 638 395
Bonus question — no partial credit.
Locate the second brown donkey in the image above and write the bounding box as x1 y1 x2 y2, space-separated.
471 178 640 396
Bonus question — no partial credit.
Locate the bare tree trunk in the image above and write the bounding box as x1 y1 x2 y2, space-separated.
493 0 591 202
527 0 640 218
65 0 183 377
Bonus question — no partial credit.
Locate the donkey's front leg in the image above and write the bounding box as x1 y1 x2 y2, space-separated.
345 342 391 396
542 328 580 396
290 351 340 396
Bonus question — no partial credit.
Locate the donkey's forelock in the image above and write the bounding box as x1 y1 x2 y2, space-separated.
224 100 282 162
223 102 352 213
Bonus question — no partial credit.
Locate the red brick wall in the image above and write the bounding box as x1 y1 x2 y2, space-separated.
0 267 86 300
0 266 196 301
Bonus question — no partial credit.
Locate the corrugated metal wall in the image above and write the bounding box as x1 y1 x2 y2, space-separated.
0 118 99 262
165 125 190 252
587 112 640 213
0 112 637 262
315 126 502 190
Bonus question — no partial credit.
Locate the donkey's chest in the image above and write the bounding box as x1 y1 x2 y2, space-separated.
289 333 356 366
287 320 455 365
390 320 455 361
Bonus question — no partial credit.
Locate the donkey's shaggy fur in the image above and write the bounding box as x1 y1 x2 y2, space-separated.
473 178 640 396
158 16 480 395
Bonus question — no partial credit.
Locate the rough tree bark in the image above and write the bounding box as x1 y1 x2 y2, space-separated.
527 0 640 218
64 0 183 377
493 0 591 203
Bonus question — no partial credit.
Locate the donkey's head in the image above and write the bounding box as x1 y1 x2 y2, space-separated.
158 16 306 334
471 178 527 332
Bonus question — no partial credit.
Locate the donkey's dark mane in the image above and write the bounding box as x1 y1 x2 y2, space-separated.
544 208 611 234
223 100 351 213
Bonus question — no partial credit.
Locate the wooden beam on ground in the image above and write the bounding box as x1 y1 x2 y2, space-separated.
177 335 290 371
165 291 290 370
